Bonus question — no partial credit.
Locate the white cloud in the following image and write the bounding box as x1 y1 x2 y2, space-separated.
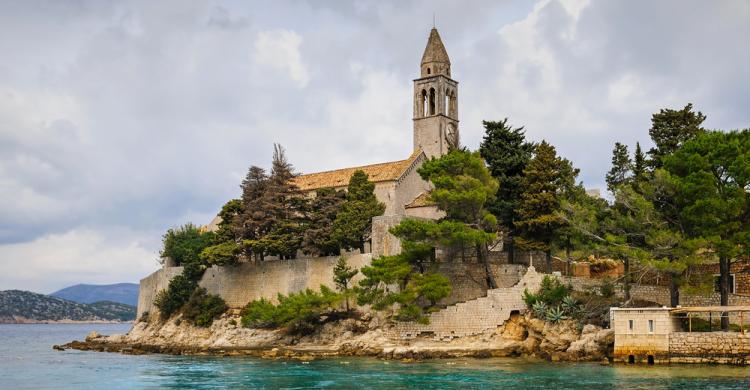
0 229 159 293
254 29 310 88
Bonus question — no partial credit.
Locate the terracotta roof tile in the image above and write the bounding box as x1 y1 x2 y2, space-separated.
293 151 423 191
405 191 434 209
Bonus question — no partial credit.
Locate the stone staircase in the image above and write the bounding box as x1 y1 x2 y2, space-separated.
390 266 543 340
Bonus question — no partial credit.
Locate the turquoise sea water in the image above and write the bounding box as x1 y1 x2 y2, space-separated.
2 323 750 389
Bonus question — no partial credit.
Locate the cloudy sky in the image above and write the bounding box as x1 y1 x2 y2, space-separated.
1 0 748 293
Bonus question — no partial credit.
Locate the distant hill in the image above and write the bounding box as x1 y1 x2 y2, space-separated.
50 283 139 306
0 290 136 323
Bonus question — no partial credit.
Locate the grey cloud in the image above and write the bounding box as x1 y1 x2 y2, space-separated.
0 0 748 291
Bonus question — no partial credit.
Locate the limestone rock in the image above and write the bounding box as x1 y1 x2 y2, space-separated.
85 331 101 342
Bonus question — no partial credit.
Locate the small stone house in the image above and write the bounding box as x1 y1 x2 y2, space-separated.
611 307 680 364
612 306 750 365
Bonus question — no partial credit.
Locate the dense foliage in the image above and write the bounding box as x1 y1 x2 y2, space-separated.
182 287 228 327
479 118 535 261
160 224 215 266
240 286 343 333
332 170 386 253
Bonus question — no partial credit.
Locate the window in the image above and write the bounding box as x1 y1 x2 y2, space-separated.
427 67 431 75
429 88 436 116
628 319 634 331
648 319 654 333
714 274 735 293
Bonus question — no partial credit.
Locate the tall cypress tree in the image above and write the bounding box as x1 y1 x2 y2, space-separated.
515 141 566 273
478 118 534 262
332 170 386 253
605 142 632 193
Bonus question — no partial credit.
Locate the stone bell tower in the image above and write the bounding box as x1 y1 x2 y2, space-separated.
413 28 459 159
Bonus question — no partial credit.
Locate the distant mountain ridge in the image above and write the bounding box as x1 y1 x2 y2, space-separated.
0 290 135 323
50 283 139 306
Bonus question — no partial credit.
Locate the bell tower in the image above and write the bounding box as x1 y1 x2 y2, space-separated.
413 28 459 159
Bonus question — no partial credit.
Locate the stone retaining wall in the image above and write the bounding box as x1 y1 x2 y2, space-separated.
669 332 750 364
390 266 543 340
566 276 750 322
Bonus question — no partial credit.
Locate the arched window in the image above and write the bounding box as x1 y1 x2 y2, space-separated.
427 67 431 75
429 88 436 116
449 90 457 117
444 89 450 115
421 89 428 117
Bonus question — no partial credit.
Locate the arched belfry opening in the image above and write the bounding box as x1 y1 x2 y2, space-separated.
421 89 428 117
429 88 436 116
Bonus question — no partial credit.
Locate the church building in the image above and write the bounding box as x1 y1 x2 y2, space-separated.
292 28 459 219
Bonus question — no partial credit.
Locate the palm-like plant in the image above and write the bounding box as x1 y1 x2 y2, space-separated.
561 295 579 314
546 306 567 324
532 301 548 318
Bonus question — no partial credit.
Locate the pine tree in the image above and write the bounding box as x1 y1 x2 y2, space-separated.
478 118 535 263
665 129 750 329
333 257 358 310
332 170 386 253
605 142 632 193
647 103 706 168
416 150 500 288
242 144 305 260
234 165 269 260
302 188 346 256
515 141 566 273
632 142 647 186
214 199 243 244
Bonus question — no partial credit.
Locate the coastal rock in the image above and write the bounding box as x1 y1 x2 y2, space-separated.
86 331 101 341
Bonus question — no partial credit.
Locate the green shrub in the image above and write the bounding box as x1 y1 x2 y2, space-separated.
240 298 278 328
599 278 616 298
200 241 240 266
182 288 228 327
160 223 215 266
154 274 198 319
538 276 570 305
395 304 426 324
240 286 343 332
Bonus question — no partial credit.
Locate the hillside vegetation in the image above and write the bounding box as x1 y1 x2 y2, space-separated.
0 290 135 323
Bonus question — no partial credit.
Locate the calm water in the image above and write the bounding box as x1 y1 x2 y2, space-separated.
2 324 750 389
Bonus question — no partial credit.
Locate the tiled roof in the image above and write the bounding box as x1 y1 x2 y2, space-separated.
293 151 423 191
405 191 434 209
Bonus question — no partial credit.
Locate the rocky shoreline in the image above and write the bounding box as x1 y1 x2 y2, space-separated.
57 312 615 363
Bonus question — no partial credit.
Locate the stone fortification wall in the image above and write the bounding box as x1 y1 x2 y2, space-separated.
136 253 372 317
391 266 543 340
669 332 750 364
199 254 372 308
137 266 184 318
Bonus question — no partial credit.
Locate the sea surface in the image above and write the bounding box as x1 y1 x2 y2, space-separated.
2 323 750 389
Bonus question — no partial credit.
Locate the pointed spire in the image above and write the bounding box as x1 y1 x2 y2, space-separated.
420 28 450 77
